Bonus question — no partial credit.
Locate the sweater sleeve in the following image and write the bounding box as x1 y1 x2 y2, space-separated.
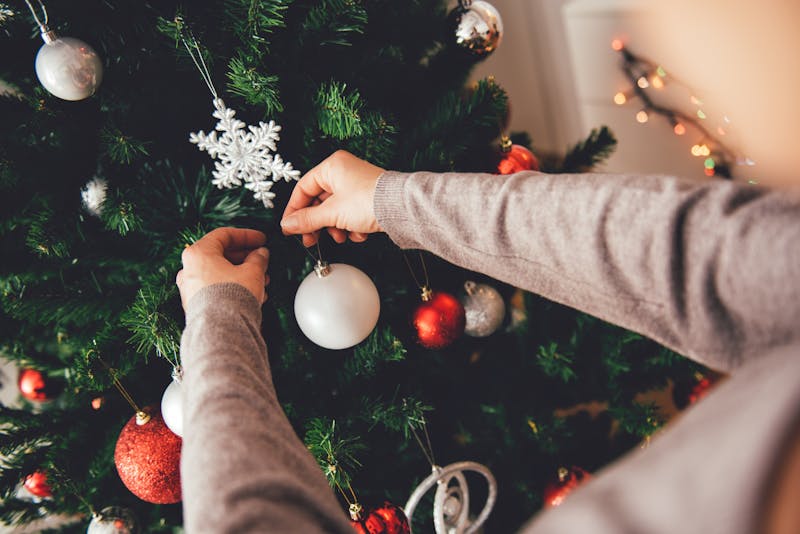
374 170 800 373
179 283 354 534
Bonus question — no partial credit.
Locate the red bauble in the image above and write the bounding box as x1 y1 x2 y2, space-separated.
412 289 466 349
18 368 58 402
23 471 52 498
350 501 410 534
497 144 539 174
543 466 591 507
114 406 182 504
673 373 722 409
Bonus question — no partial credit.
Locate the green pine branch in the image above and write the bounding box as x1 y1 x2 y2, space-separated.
100 128 150 165
361 396 432 438
304 418 365 490
340 327 405 383
225 0 293 57
559 126 617 173
301 0 368 47
227 56 283 115
314 81 365 139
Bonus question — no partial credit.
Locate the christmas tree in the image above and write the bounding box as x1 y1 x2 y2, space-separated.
0 1 709 531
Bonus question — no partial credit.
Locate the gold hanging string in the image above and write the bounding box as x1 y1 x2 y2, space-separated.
402 251 432 299
408 418 437 467
95 356 150 425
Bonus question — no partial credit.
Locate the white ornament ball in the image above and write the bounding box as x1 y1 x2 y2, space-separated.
81 177 108 216
35 36 103 101
294 262 380 350
87 506 138 534
160 378 183 437
460 281 505 337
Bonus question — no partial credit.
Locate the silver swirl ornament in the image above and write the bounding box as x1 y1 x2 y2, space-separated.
404 461 497 534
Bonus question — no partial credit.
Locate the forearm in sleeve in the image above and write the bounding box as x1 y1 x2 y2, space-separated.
374 171 800 372
179 283 353 533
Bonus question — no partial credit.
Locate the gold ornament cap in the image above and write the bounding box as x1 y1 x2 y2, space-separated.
420 286 433 302
349 503 364 521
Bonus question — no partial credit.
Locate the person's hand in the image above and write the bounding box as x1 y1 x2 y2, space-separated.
176 227 270 311
280 150 385 246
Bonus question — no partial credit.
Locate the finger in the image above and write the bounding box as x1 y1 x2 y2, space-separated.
265 274 271 287
302 231 319 247
224 248 252 264
282 204 338 235
175 269 184 286
349 232 368 243
194 227 266 256
241 247 269 273
282 161 331 224
327 227 347 243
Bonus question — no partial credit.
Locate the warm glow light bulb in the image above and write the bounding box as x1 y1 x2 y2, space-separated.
704 167 715 177
691 145 702 156
613 92 627 105
673 123 686 135
717 127 726 136
611 39 624 51
637 76 650 89
651 76 664 89
636 110 649 123
700 145 711 156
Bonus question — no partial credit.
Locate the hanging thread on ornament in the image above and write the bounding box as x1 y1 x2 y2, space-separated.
24 0 103 100
404 252 465 349
178 20 300 208
404 418 497 534
94 355 150 426
293 238 380 350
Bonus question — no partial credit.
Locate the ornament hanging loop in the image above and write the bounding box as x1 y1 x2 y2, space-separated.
23 0 55 42
176 17 218 99
403 251 432 299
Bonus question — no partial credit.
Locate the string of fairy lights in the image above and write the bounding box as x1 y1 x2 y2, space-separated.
610 39 756 182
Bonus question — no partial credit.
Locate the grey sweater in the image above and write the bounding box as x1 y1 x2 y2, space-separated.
180 170 800 533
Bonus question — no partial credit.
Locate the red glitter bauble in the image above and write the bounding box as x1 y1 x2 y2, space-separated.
350 501 410 534
543 466 591 507
114 406 182 504
18 368 58 402
412 290 466 349
23 471 52 497
673 373 723 409
497 144 539 174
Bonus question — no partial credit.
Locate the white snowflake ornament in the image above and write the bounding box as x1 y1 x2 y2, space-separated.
190 98 300 208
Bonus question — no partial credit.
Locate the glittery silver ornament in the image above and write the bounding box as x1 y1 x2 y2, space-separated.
460 281 505 337
452 0 503 56
87 506 138 534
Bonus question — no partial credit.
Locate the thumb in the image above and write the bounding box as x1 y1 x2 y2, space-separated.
281 204 337 234
241 247 269 272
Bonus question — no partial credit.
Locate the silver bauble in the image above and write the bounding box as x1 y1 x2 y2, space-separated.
160 378 183 437
81 177 108 217
35 34 103 101
294 262 380 350
460 281 505 337
452 1 503 56
87 506 138 534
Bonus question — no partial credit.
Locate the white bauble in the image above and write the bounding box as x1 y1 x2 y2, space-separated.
160 379 183 437
35 36 103 101
294 262 380 350
81 177 108 216
460 281 505 337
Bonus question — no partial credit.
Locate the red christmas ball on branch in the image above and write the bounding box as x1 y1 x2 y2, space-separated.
23 471 52 498
114 406 182 504
18 368 59 402
412 288 466 349
497 136 539 175
543 466 591 507
350 501 410 534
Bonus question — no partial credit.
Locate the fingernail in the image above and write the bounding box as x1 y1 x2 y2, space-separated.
281 217 297 232
255 247 269 258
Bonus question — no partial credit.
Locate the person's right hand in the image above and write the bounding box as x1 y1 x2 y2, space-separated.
280 150 385 246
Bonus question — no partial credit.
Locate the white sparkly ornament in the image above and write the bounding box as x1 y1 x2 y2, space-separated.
405 461 497 534
190 98 300 209
87 506 138 534
452 0 503 56
460 280 505 337
81 177 108 216
160 368 183 437
294 262 380 350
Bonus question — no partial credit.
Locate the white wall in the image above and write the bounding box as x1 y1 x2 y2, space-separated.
471 0 800 186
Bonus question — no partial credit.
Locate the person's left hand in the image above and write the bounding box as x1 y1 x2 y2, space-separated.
176 227 270 311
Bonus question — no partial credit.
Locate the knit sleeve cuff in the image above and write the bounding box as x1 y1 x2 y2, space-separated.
184 283 262 326
374 171 420 249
